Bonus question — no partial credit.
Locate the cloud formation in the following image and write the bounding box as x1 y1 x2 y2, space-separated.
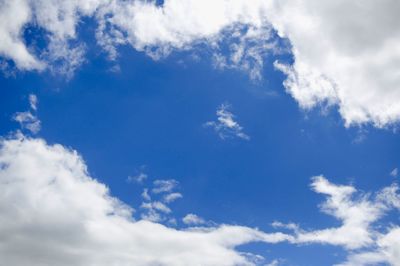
12 94 41 134
205 103 250 140
0 136 399 265
0 136 292 266
2 0 400 126
182 213 206 226
291 177 400 265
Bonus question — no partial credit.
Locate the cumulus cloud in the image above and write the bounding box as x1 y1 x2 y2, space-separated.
0 0 100 72
294 176 386 249
121 0 400 126
336 228 400 266
266 0 400 127
205 103 250 140
0 136 293 266
182 213 206 226
287 176 400 265
2 0 400 126
1 135 400 265
0 0 44 70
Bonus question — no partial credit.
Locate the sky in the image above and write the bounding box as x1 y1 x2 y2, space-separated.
0 1 400 266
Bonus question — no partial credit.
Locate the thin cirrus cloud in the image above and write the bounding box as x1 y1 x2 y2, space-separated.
0 135 399 265
1 0 400 127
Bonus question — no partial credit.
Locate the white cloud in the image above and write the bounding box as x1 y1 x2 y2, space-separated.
336 228 400 266
140 200 172 222
12 94 41 134
141 188 151 201
152 179 179 194
265 259 280 266
1 135 400 265
0 0 101 72
0 136 293 266
163 192 183 203
266 0 400 127
134 176 182 223
377 183 400 210
205 103 250 140
390 168 398 177
99 0 270 55
141 201 171 214
293 176 386 249
13 112 41 134
182 213 206 226
29 94 38 111
271 221 299 232
284 176 400 265
0 0 44 70
127 171 148 184
3 0 400 126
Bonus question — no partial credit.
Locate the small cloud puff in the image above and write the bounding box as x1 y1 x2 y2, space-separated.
205 103 250 140
13 94 41 134
182 213 206 225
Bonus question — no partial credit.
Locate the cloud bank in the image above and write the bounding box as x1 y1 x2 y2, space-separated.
0 136 292 266
0 135 399 265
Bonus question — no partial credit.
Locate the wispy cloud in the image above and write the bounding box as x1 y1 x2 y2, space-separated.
13 94 41 134
390 168 398 177
163 192 183 203
127 172 148 184
205 103 250 140
152 179 179 194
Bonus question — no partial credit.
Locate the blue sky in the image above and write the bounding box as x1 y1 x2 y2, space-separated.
1 1 400 266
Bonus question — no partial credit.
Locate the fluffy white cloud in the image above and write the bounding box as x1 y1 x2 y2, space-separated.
336 228 400 266
0 136 293 266
0 0 44 70
287 176 400 265
182 213 206 226
205 103 250 140
2 0 400 126
1 135 400 265
116 0 400 126
0 0 101 73
294 176 386 249
266 0 400 127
